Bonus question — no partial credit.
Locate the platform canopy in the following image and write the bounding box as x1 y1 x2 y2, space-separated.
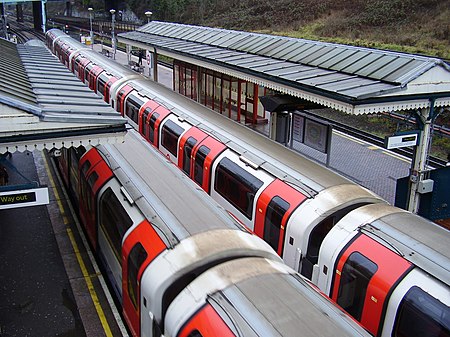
119 21 450 115
0 39 128 154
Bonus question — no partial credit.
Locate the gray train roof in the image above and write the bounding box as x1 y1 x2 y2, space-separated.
0 38 127 153
118 21 450 114
104 130 248 246
214 272 369 336
362 211 450 286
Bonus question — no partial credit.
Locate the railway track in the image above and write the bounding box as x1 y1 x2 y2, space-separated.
8 20 46 43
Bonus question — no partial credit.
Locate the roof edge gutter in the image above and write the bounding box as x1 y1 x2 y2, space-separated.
0 96 42 116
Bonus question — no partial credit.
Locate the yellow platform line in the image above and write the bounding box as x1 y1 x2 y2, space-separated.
43 154 113 337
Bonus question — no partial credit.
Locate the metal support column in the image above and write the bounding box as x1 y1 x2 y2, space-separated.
41 0 46 33
407 99 437 213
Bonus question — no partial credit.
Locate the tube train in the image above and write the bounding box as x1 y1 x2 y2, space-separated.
56 129 371 337
46 29 450 337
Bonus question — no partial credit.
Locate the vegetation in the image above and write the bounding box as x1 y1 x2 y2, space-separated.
102 0 450 59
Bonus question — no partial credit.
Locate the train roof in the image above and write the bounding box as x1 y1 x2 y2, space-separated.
101 130 249 247
130 78 381 197
356 204 450 285
219 272 369 336
166 257 370 336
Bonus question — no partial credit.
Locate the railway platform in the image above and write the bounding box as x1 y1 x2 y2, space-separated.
0 150 127 337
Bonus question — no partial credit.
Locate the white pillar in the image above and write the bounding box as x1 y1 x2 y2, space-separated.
407 107 432 213
41 0 47 33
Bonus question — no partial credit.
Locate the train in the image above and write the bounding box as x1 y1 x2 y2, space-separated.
55 129 371 337
45 29 450 337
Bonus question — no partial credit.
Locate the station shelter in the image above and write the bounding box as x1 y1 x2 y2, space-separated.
174 60 268 124
117 21 450 216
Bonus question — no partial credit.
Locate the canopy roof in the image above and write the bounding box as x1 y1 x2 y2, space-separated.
0 39 127 153
119 21 450 114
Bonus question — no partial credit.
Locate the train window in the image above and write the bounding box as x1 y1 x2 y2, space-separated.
99 188 133 263
148 112 160 145
187 330 203 337
80 160 91 176
161 120 185 157
127 242 148 309
98 73 109 96
87 171 98 189
214 158 263 219
194 145 210 186
393 286 450 337
337 252 377 321
84 63 94 82
125 95 144 124
183 137 197 175
264 196 290 252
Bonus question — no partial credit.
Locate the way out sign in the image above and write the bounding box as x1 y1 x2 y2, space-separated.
0 187 49 210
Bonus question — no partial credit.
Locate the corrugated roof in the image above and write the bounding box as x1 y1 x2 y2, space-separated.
136 21 447 86
0 39 127 153
118 21 450 113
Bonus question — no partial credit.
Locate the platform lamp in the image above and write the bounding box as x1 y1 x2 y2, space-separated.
145 11 152 24
88 7 93 49
110 9 116 59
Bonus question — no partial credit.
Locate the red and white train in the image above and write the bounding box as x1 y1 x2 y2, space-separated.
56 129 370 337
46 29 450 337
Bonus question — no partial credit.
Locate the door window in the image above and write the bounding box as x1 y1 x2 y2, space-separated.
337 252 377 321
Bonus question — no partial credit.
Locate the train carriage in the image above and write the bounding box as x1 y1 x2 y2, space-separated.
46 29 450 337
56 130 371 337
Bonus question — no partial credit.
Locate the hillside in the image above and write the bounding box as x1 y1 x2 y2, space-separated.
122 0 450 59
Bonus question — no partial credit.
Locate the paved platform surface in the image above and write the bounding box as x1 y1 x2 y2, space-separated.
0 151 127 337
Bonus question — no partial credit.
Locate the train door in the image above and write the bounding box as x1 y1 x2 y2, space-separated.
190 137 226 193
104 77 118 104
139 100 160 138
78 148 113 249
330 233 412 336
254 179 306 256
84 63 95 86
89 66 104 92
146 105 171 147
178 127 208 175
122 220 166 337
117 85 134 114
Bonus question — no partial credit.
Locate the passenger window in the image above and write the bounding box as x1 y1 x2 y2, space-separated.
125 95 144 124
337 252 377 321
264 196 290 252
161 120 185 157
183 137 197 175
148 112 160 145
194 145 210 186
98 74 108 95
394 286 450 337
87 171 98 188
127 243 148 309
80 160 91 175
214 158 263 219
98 188 133 264
187 330 203 337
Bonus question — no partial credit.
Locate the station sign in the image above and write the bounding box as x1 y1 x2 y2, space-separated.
0 187 49 210
384 131 420 150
